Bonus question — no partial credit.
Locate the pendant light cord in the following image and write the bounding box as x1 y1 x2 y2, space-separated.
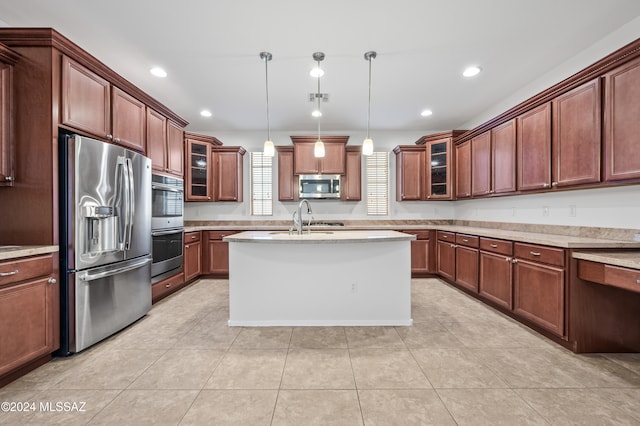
264 55 271 142
367 55 372 140
317 58 321 140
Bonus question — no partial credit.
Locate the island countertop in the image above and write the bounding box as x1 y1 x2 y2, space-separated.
223 230 417 244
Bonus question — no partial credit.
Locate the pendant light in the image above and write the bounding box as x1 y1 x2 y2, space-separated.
260 51 275 157
312 52 325 158
362 51 377 156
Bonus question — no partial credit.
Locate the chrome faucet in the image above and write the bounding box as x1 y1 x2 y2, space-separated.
292 199 313 234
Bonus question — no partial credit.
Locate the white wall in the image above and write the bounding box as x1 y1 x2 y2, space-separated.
185 18 640 230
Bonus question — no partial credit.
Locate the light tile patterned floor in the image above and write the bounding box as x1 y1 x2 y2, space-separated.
1 278 639 425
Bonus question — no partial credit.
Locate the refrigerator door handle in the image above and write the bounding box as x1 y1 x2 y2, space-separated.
78 257 151 282
122 158 135 251
116 156 128 251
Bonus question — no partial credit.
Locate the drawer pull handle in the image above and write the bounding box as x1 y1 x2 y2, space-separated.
530 251 541 256
0 269 19 277
490 244 498 248
191 236 197 239
443 235 448 239
637 279 640 285
463 239 469 242
505 257 511 262
512 259 518 264
165 283 172 288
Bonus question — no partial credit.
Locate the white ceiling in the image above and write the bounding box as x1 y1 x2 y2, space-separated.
1 0 640 134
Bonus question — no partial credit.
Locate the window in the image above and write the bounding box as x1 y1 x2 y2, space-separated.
366 151 389 215
250 152 273 216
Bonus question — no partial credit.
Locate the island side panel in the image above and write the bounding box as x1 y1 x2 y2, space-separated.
227 240 412 326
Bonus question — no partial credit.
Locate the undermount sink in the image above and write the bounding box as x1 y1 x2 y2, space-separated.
269 231 334 236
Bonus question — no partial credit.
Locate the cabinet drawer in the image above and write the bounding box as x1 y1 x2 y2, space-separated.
0 254 54 287
455 234 479 248
514 243 564 267
206 231 240 240
401 230 431 240
184 231 201 243
605 265 640 293
480 237 513 256
437 231 455 242
152 271 185 303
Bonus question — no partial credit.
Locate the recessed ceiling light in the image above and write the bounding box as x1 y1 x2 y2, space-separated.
311 110 322 117
150 67 167 78
463 66 481 78
310 67 324 78
421 109 433 117
200 110 212 117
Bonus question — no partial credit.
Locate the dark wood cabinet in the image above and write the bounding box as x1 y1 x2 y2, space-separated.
0 44 17 186
436 232 456 281
424 136 455 200
166 121 184 177
292 136 347 175
111 86 146 152
342 146 361 201
491 119 517 194
277 146 298 201
213 146 245 202
603 55 640 182
183 231 201 282
393 145 424 200
203 231 240 276
146 108 167 172
455 140 471 198
184 133 222 201
0 254 58 380
471 131 491 196
151 272 184 304
479 237 514 309
402 230 434 275
455 234 479 293
513 243 566 337
517 102 552 191
552 78 601 188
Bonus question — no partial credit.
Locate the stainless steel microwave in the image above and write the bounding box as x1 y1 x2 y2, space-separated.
299 174 341 199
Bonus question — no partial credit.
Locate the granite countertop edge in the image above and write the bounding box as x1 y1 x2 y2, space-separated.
223 230 416 244
0 245 59 261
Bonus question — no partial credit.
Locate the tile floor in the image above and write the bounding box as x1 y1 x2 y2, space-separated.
1 278 639 425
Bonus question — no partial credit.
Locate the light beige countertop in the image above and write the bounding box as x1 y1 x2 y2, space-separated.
572 251 640 269
0 245 59 261
224 230 416 244
185 222 640 249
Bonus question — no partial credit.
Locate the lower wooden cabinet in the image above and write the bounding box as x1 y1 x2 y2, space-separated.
203 230 240 276
436 232 456 281
479 251 513 310
184 231 202 282
152 271 185 304
455 245 479 293
0 253 58 380
402 230 434 275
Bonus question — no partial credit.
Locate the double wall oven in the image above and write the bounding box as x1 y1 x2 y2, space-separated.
151 174 184 283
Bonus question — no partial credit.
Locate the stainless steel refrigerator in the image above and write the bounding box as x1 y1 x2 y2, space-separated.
59 134 152 354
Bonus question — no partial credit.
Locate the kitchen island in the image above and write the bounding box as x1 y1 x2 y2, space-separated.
224 230 415 326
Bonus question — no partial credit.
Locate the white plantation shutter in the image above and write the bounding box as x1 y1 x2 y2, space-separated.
366 151 389 215
250 152 273 216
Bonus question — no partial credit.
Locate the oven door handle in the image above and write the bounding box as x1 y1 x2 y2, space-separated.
151 228 184 237
152 184 183 193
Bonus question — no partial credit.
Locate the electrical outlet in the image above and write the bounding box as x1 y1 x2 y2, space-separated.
351 283 358 293
569 205 576 217
543 206 549 217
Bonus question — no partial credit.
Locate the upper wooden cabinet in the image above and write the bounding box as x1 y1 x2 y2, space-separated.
0 43 17 186
517 102 552 191
455 140 471 199
185 133 221 201
342 146 361 201
213 146 246 202
276 146 298 201
471 131 491 196
292 136 347 175
147 109 184 178
61 56 147 152
417 131 464 200
393 145 424 201
491 119 517 194
603 55 640 182
552 78 601 188
166 121 184 177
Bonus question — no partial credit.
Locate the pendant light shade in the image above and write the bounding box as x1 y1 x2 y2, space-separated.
363 51 377 156
313 52 325 158
260 51 274 157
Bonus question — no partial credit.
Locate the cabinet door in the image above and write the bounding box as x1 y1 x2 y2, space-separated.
603 56 640 182
479 251 512 309
426 139 452 200
166 121 184 177
206 240 230 275
215 151 243 201
320 142 346 174
342 148 361 201
146 108 167 174
491 119 517 194
517 102 551 191
185 140 212 201
0 62 13 185
294 142 319 174
513 259 565 337
456 245 479 292
396 150 424 200
183 240 201 281
0 277 54 376
552 78 601 187
437 240 456 281
277 147 298 201
111 87 145 152
471 131 491 196
61 56 110 139
410 239 431 274
455 140 471 198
